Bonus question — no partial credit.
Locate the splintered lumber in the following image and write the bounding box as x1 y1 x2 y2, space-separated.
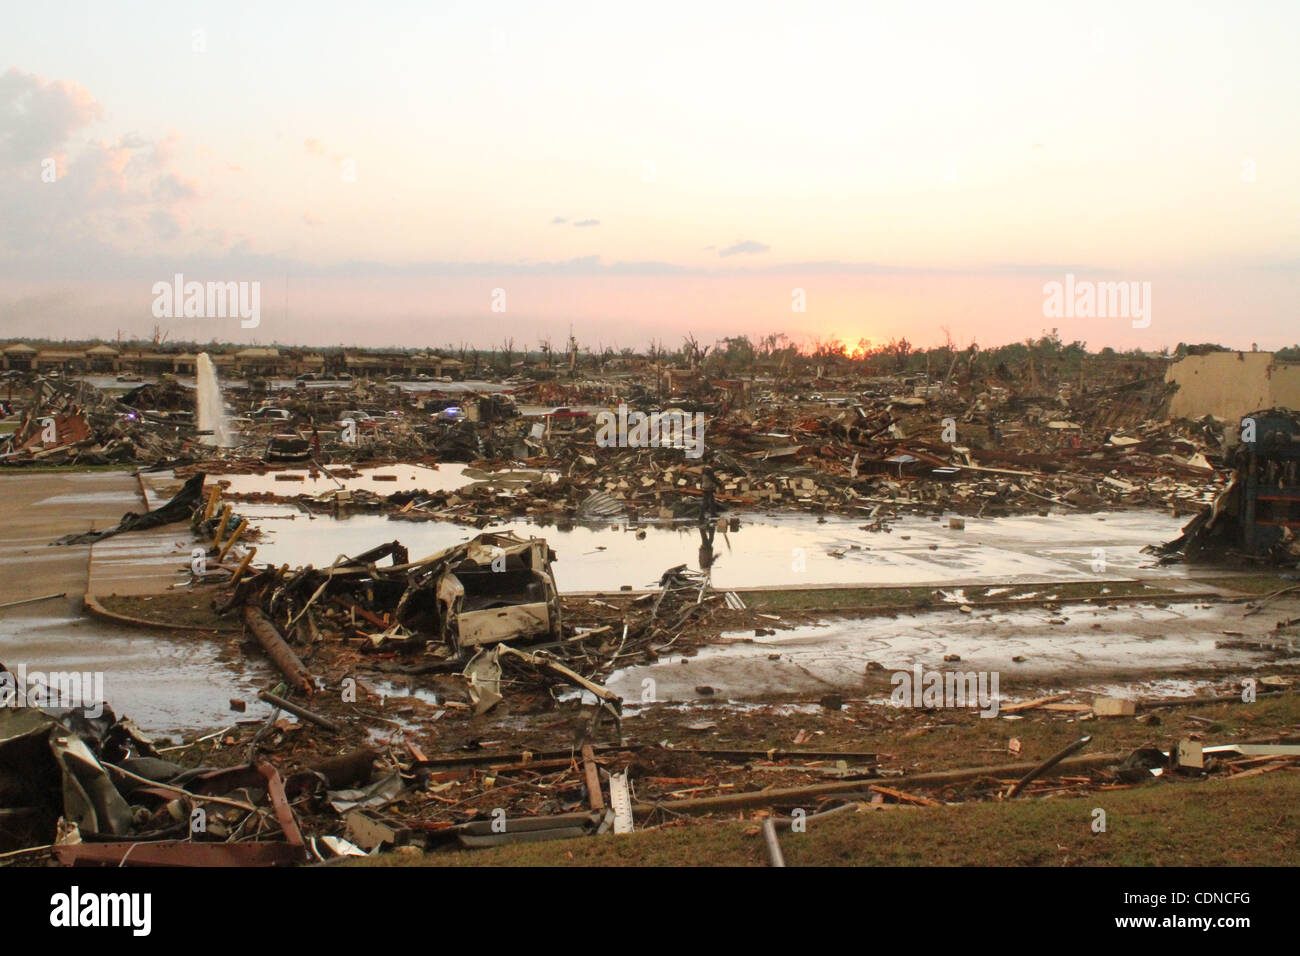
1000 693 1069 715
258 689 342 733
242 605 314 694
231 546 258 585
867 784 942 807
582 743 605 812
498 646 622 711
1224 757 1298 780
632 750 1124 819
218 518 249 561
202 483 221 521
213 504 234 546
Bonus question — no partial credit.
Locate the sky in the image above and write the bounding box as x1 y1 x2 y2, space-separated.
1 0 1297 352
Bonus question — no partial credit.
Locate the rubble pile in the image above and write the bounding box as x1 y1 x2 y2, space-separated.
1149 407 1300 567
7 653 1295 863
2 352 1240 524
0 376 201 466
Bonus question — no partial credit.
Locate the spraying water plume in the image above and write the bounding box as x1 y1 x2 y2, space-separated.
196 352 233 447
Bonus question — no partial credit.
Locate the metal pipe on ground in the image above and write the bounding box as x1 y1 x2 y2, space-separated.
1006 735 1093 798
631 751 1125 819
242 605 315 694
0 592 66 611
258 689 342 733
762 802 862 867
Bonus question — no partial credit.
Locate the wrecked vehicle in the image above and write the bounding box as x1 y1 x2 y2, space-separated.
264 432 313 462
438 533 563 649
224 531 562 656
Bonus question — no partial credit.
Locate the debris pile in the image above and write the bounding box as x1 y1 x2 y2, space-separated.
2 353 1237 524
1 377 200 466
0 675 309 865
1148 407 1300 566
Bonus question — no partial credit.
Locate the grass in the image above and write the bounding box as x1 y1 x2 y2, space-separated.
851 691 1300 772
0 463 138 474
614 691 1300 784
1189 572 1300 596
349 768 1300 867
96 592 238 630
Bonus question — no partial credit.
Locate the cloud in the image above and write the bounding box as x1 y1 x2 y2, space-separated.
719 240 769 257
550 216 567 224
303 136 348 165
0 68 102 164
149 208 182 240
573 219 600 227
151 172 200 204
0 249 695 281
0 69 206 270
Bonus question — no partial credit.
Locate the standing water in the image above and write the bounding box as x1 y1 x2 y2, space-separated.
196 352 233 447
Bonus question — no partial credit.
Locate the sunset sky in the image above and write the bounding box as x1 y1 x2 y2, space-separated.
2 1 1297 351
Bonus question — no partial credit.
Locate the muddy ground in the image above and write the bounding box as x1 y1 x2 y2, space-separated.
3 466 1299 856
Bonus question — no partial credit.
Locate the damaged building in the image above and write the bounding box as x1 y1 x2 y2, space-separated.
1152 407 1300 564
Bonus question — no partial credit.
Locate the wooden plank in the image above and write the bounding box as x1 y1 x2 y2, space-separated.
1225 757 1298 779
406 740 428 763
868 784 942 807
582 743 605 812
1000 693 1069 714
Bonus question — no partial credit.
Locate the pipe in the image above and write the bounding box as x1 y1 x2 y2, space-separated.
1007 735 1093 798
761 802 862 867
242 605 314 694
258 689 342 733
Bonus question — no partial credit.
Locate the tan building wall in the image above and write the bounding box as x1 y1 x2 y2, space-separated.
1167 351 1300 420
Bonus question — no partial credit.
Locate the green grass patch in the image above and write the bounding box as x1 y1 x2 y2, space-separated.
97 592 235 630
0 463 138 474
1188 572 1299 596
352 768 1300 867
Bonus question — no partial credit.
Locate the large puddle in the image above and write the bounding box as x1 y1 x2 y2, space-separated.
605 601 1296 703
232 508 1192 593
207 464 547 498
0 611 265 737
0 462 1246 728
